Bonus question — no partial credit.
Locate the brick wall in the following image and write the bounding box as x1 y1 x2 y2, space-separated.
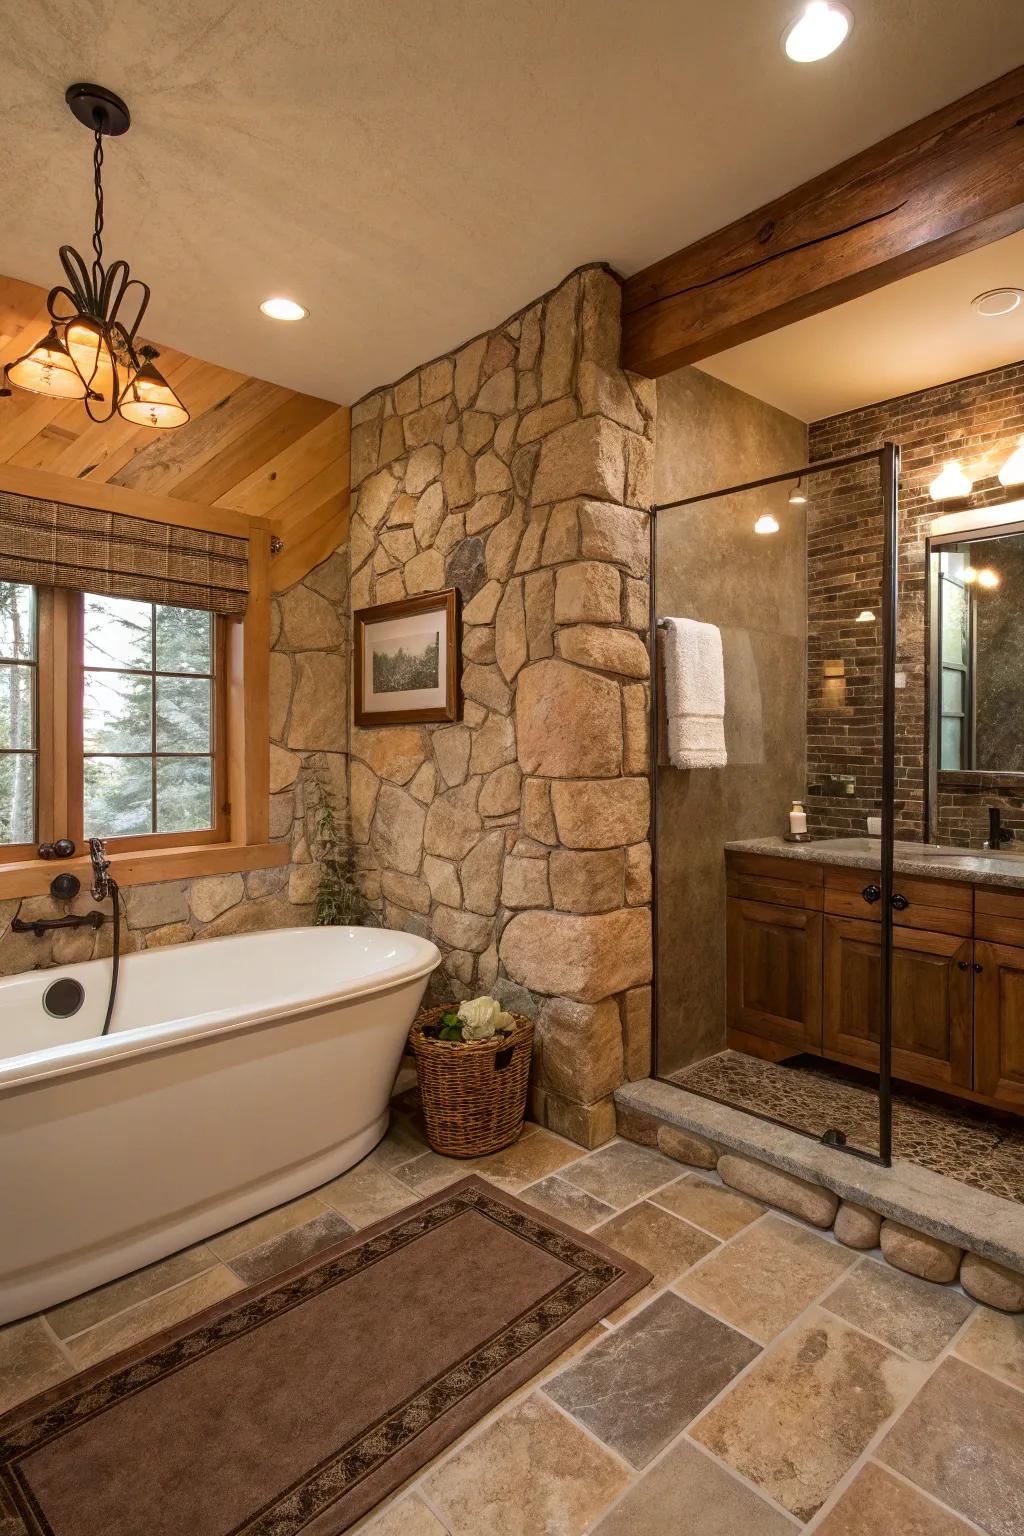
807 360 1024 845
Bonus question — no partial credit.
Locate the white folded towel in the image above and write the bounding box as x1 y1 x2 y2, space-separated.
662 617 727 770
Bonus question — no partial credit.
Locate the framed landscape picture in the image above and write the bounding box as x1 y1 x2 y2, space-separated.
353 590 461 726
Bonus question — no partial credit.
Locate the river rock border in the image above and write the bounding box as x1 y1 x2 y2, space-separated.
618 1101 1024 1313
347 265 655 1147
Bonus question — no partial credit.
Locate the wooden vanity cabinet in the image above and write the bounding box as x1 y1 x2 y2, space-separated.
725 850 1024 1115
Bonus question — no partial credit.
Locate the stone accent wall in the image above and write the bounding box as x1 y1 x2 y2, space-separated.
807 360 1024 843
347 265 654 1147
0 544 349 975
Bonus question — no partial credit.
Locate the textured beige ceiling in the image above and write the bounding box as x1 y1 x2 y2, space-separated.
698 230 1024 422
4 1 1024 403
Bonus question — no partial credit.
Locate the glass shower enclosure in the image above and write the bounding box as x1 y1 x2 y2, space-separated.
650 445 901 1165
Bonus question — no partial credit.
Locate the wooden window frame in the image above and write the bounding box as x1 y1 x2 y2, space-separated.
0 526 282 896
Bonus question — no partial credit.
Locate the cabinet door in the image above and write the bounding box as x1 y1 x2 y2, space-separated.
726 898 822 1052
974 940 1024 1109
823 916 972 1091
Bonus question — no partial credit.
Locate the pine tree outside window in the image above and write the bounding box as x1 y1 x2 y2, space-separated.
0 581 227 856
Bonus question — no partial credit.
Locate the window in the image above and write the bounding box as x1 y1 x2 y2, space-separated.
0 583 227 854
0 582 37 849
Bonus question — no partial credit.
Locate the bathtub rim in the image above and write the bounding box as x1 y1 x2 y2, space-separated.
0 925 441 1095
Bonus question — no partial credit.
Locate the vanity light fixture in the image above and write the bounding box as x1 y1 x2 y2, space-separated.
1 85 188 429
754 513 780 535
972 288 1023 317
788 478 808 505
962 566 979 584
977 568 1001 589
998 436 1024 487
260 297 309 321
855 609 876 622
783 1 853 62
929 461 972 502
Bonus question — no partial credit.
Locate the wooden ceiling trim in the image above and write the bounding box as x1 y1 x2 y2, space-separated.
111 377 291 496
621 66 1024 377
169 392 338 506
216 405 349 517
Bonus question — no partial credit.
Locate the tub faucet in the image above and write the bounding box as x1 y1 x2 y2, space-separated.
89 836 112 901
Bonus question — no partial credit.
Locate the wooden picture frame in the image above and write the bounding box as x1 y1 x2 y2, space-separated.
353 589 461 727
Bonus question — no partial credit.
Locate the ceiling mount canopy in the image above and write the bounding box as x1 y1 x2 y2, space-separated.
1 84 188 430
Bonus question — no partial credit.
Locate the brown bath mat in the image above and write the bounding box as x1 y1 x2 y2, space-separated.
0 1177 649 1535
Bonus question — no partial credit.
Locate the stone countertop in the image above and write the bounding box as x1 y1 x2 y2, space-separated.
725 835 1024 890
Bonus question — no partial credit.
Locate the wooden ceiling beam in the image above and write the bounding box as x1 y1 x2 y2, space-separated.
621 67 1024 378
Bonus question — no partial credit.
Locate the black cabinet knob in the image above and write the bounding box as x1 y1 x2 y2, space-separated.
957 960 970 971
862 884 881 904
891 893 910 911
974 962 984 974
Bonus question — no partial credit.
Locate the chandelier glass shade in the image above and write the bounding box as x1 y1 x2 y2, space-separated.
2 85 188 431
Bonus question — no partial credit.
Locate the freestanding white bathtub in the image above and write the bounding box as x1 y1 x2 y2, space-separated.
0 925 440 1324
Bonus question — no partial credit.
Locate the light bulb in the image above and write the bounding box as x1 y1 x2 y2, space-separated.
855 610 875 623
998 437 1024 487
754 514 780 535
783 1 853 62
259 297 308 321
977 568 1000 589
963 566 979 584
788 479 807 506
929 461 972 501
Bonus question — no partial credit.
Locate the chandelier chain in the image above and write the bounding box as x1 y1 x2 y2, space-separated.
92 123 105 275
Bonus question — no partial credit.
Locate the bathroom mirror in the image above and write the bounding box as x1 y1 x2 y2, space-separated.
929 521 1024 776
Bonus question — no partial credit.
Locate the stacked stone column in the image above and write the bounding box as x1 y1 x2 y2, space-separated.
348 265 654 1147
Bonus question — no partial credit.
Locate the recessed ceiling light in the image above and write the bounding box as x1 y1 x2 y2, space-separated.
783 1 853 62
971 288 1023 317
259 297 308 322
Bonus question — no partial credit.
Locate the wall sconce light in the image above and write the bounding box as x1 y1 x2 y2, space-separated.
855 609 876 622
754 514 780 535
998 437 1024 487
977 568 1001 589
823 658 846 678
788 478 807 505
929 461 972 501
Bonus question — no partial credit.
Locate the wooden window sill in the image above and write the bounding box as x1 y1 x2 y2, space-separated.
0 842 288 899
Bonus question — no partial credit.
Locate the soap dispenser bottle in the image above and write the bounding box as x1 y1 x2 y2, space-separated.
786 800 810 843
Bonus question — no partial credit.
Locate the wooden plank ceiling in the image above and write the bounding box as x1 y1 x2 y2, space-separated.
0 275 349 591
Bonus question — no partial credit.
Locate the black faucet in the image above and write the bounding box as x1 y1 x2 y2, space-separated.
987 807 1015 850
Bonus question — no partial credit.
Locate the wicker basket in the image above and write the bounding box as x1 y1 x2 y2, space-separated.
409 1005 535 1158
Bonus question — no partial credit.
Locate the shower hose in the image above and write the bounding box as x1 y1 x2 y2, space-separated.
99 879 121 1038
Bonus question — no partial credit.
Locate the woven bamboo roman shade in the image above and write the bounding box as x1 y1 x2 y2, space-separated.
0 492 248 614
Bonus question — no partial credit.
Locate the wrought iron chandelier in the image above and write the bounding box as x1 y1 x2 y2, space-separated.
2 84 189 430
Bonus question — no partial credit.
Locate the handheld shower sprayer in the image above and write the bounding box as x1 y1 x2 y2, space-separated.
89 836 112 902
88 836 120 1036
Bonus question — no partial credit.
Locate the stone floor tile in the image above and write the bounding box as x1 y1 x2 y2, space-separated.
420 1393 629 1536
517 1174 617 1230
474 1130 585 1191
591 1202 718 1286
206 1192 331 1262
226 1209 353 1284
66 1264 242 1369
823 1257 974 1361
545 1290 759 1468
676 1214 855 1342
558 1141 679 1207
45 1244 218 1340
369 1117 431 1172
877 1355 1024 1536
317 1160 419 1227
356 1493 450 1535
0 1317 72 1415
591 1437 797 1534
955 1305 1024 1390
814 1462 975 1535
650 1174 764 1239
691 1310 924 1523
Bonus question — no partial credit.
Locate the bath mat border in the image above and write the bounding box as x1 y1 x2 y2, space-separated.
0 1176 651 1535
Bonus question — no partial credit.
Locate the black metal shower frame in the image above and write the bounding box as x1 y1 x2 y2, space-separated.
647 442 901 1168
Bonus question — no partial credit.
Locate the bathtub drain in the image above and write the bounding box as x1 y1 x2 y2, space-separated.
43 978 85 1018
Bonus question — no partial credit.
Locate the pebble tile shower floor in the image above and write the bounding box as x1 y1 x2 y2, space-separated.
671 1049 1024 1205
3 1091 1023 1534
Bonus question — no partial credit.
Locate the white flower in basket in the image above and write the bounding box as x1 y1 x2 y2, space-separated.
457 996 515 1041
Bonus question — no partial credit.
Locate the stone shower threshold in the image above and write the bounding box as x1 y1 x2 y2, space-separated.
614 1076 1024 1275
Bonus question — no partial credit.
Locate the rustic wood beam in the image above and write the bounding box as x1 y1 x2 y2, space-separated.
621 68 1024 378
